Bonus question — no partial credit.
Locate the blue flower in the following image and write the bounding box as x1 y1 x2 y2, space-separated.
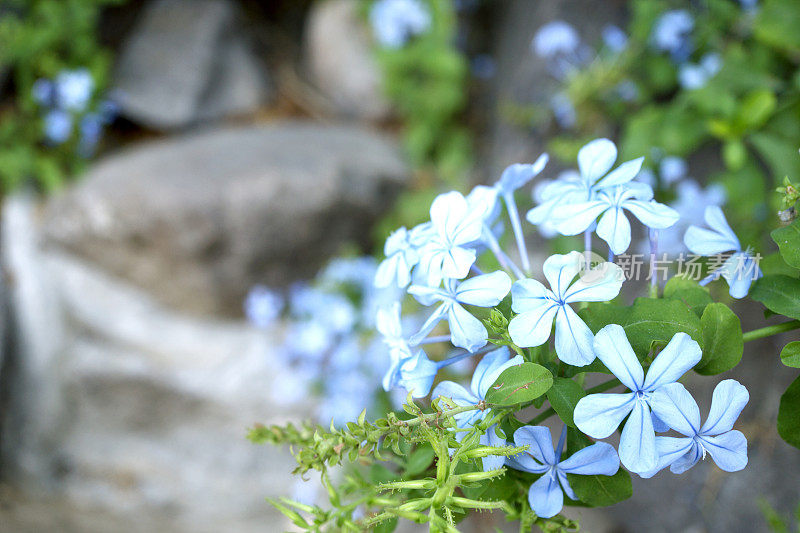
244 285 284 328
507 425 619 518
651 10 694 62
393 349 442 398
55 69 94 112
375 227 420 288
508 252 623 366
43 109 73 144
678 53 722 90
602 25 628 54
550 92 577 129
31 79 55 106
552 182 680 255
376 302 414 391
415 191 483 286
526 139 644 229
641 379 749 477
369 0 431 49
654 180 726 256
409 271 512 352
659 156 688 185
573 325 702 472
684 206 762 298
532 21 581 59
433 347 523 470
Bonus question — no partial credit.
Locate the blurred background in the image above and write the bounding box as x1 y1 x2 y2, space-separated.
0 0 799 531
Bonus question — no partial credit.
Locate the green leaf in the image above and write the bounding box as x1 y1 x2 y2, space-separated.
581 298 703 358
778 376 800 450
697 303 743 375
760 252 800 277
403 445 435 477
771 220 800 269
754 0 800 53
663 277 713 317
567 469 632 507
780 342 800 368
485 362 553 406
751 275 800 320
546 378 586 428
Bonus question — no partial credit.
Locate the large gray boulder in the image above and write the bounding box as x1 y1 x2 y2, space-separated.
43 121 408 316
113 0 270 130
1 195 304 532
306 0 391 120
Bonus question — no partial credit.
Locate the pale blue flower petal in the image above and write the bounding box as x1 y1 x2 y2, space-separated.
592 324 644 391
437 246 478 281
472 348 523 398
651 412 671 433
669 443 703 474
430 191 483 245
528 473 564 519
684 206 741 255
552 201 608 236
648 383 701 437
638 436 695 478
558 442 620 475
448 303 489 352
542 251 586 299
556 471 576 501
720 253 761 299
510 278 556 314
432 380 480 407
595 157 644 188
508 306 558 348
574 392 636 439
624 200 680 230
408 303 450 345
700 379 749 436
398 350 439 397
554 305 596 366
578 138 617 184
497 154 549 193
596 206 632 254
642 332 701 391
619 399 658 472
699 430 748 472
513 426 557 465
563 262 624 304
456 271 512 306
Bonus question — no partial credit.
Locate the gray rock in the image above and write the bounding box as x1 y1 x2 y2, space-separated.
42 121 408 316
113 0 270 130
306 0 391 120
1 194 304 531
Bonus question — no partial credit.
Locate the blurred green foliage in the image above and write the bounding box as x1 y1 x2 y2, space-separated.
546 0 800 248
0 0 121 193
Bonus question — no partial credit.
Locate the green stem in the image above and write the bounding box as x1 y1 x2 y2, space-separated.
742 320 800 343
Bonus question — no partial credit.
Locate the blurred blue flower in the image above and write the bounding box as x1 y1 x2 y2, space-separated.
508 252 623 366
614 80 639 102
573 325 702 472
640 379 749 478
32 79 55 106
651 10 694 62
602 25 628 53
55 69 94 112
507 425 620 518
244 285 284 328
550 92 577 129
43 110 73 144
659 156 688 185
370 0 431 49
532 21 580 59
656 180 726 255
409 271 512 352
678 53 722 90
684 206 762 298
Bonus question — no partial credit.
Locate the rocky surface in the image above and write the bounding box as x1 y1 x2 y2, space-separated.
113 0 270 130
305 0 390 120
42 121 408 316
1 195 303 532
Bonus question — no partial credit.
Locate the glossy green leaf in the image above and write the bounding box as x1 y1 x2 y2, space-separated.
751 275 800 320
663 277 713 317
778 376 800 450
546 378 586 428
780 342 800 368
697 303 743 375
567 469 632 507
485 362 553 406
771 219 800 269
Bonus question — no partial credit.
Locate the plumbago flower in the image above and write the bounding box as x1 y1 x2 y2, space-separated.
641 379 749 477
509 251 623 366
527 138 644 228
409 271 512 352
574 325 702 472
432 348 523 470
507 426 620 518
370 0 431 49
552 181 680 255
375 227 420 288
684 206 762 298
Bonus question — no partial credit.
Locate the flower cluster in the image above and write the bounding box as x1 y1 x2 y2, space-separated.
371 137 752 519
31 68 116 156
245 257 411 425
369 0 431 49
